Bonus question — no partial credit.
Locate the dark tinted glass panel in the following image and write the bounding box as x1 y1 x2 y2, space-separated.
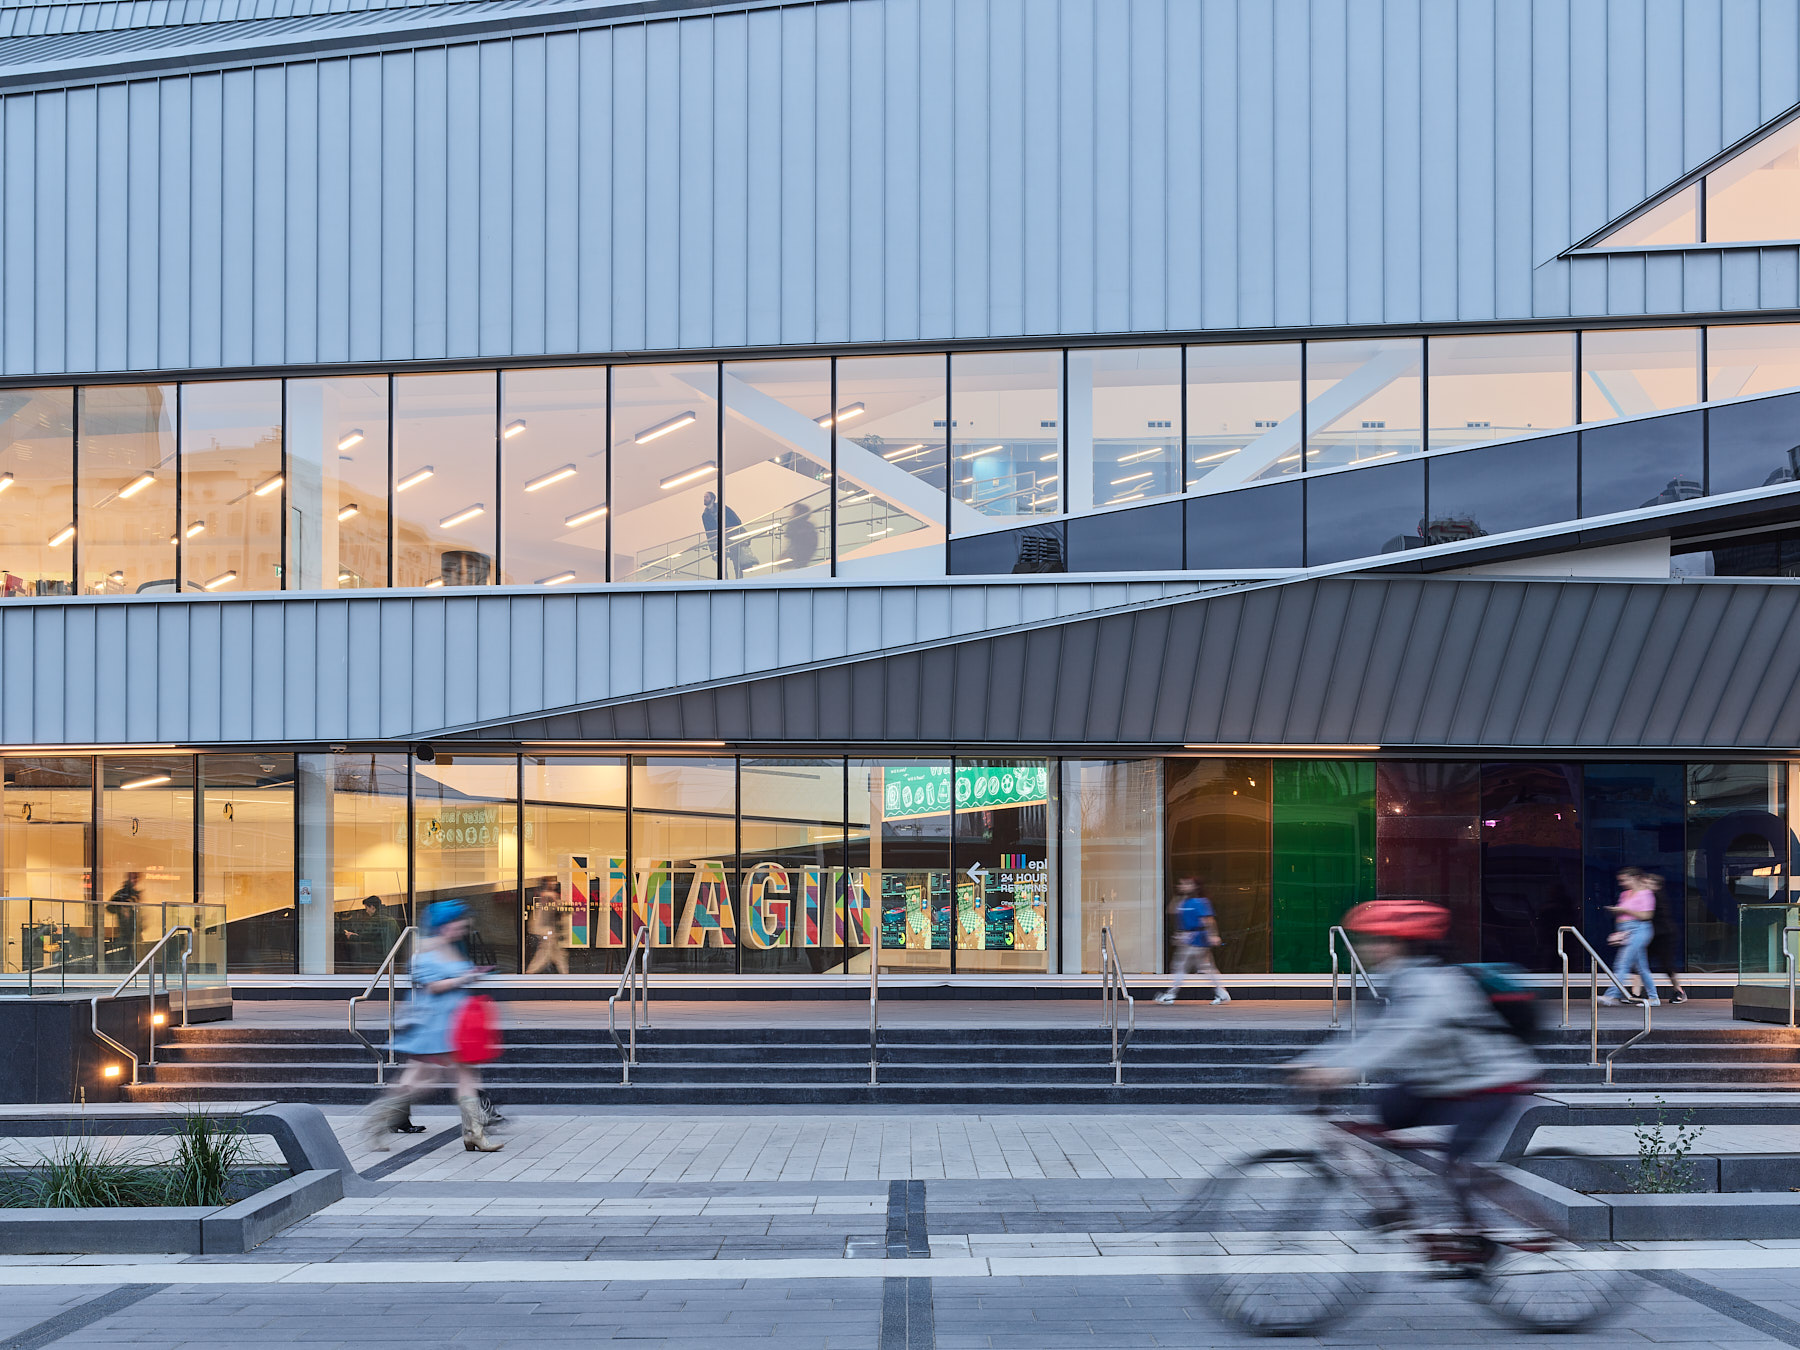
1425 434 1576 543
1673 524 1800 578
1582 763 1685 968
1707 391 1800 495
1480 763 1581 970
948 523 1066 575
1375 762 1479 963
1686 762 1787 972
1579 410 1703 516
1165 758 1271 973
1066 502 1182 572
1272 760 1374 973
1185 480 1302 570
1304 460 1425 565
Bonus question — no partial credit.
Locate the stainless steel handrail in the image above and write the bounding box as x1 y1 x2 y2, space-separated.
1099 924 1135 1086
347 925 417 1086
1556 925 1653 1085
90 926 192 1087
608 927 651 1086
1327 925 1386 1035
1785 925 1800 1030
868 925 880 1087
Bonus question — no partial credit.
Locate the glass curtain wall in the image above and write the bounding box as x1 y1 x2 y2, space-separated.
1427 333 1576 452
630 757 736 973
1581 763 1685 962
1066 348 1181 511
834 354 948 578
721 361 832 578
852 759 952 972
78 385 177 595
1686 762 1788 971
414 755 520 972
739 758 852 975
1707 323 1800 401
1062 760 1161 974
1375 762 1481 962
179 381 284 593
1581 328 1701 422
1165 758 1272 973
521 755 626 974
200 753 295 973
1271 760 1374 972
1 756 93 984
500 368 610 587
953 760 1053 973
1705 120 1800 242
0 389 75 597
296 752 409 975
392 373 497 588
951 352 1060 530
1186 343 1304 489
97 756 194 976
1479 763 1581 971
611 363 721 582
1305 339 1424 470
286 376 389 589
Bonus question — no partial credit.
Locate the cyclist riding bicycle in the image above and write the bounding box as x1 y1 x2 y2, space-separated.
1291 899 1541 1230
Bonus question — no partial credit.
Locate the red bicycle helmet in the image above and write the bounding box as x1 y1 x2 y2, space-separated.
1342 899 1451 941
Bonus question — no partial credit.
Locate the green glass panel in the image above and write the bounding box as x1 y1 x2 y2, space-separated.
1272 760 1375 972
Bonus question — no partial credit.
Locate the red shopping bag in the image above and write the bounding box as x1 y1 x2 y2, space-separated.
451 994 502 1065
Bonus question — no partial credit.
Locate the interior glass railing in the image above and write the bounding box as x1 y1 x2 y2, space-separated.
631 490 925 581
1 897 225 1002
1737 902 1800 1025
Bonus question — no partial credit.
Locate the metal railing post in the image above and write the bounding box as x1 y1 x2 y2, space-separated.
90 926 193 1088
348 926 417 1087
1784 925 1800 1030
609 928 651 1087
869 927 879 1088
1326 927 1384 1040
1555 926 1653 1085
1098 925 1134 1087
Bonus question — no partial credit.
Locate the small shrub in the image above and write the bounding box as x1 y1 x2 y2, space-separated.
1631 1096 1706 1194
162 1110 250 1207
0 1138 165 1208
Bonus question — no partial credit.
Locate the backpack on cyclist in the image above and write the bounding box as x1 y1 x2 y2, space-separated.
1461 962 1543 1043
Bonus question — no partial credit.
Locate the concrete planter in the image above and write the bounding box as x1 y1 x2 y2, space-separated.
1494 1158 1800 1241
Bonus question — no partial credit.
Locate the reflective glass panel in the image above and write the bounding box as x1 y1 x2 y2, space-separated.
415 754 520 973
179 380 283 594
1579 410 1703 516
521 756 626 974
1272 760 1374 972
948 522 1066 575
1686 762 1787 971
1062 760 1161 974
201 753 295 974
611 363 720 582
0 390 74 598
1 756 93 987
630 757 735 973
834 354 948 579
286 377 389 590
1707 391 1800 494
1185 342 1303 488
1705 120 1800 243
392 373 496 588
1707 323 1800 401
1376 762 1479 964
739 758 851 975
954 759 1052 974
78 385 176 595
1427 332 1576 452
721 360 831 579
1480 763 1581 970
501 368 609 587
850 759 951 973
950 351 1060 529
1425 433 1577 542
1304 460 1425 565
1067 347 1181 510
1185 480 1303 571
1673 522 1800 578
1165 758 1271 974
1581 763 1684 965
1593 183 1699 248
1581 327 1700 422
99 755 194 977
1305 338 1424 470
296 752 408 975
1065 502 1181 572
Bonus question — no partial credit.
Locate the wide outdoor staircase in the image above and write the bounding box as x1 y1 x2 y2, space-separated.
124 1020 1800 1107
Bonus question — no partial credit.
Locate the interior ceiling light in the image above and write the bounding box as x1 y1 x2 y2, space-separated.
253 474 284 497
524 464 577 492
1111 471 1153 485
439 503 486 529
537 571 577 586
564 504 608 528
337 429 365 451
184 520 206 538
636 411 697 444
425 578 445 588
1038 451 1057 461
202 570 238 590
816 402 866 428
744 556 791 573
336 503 360 522
396 466 435 491
120 773 171 791
47 523 75 547
659 462 716 491
0 471 13 492
958 444 1004 461
1119 447 1162 463
883 443 925 460
119 472 156 499
504 418 529 439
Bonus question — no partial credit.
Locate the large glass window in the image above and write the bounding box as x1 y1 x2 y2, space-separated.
78 385 176 595
415 754 520 973
98 755 194 977
611 363 721 582
1480 763 1581 971
1 756 93 986
1066 502 1181 572
1063 760 1161 974
834 354 948 579
1185 343 1302 488
739 758 851 975
392 372 497 589
201 754 295 974
521 756 626 974
1427 332 1576 452
948 522 1066 575
1686 762 1787 971
1707 391 1800 496
296 752 409 975
0 390 75 598
1305 338 1424 471
1425 433 1577 543
1581 327 1700 422
1707 323 1800 401
1067 348 1181 510
1581 763 1684 963
1271 760 1374 973
1705 119 1800 243
1185 480 1303 571
721 360 832 579
1579 410 1703 516
1594 184 1700 248
851 759 951 972
286 377 389 590
179 381 284 594
1305 459 1425 564
950 351 1060 529
953 759 1052 974
1376 762 1480 964
1166 758 1271 974
501 368 609 587
630 757 735 972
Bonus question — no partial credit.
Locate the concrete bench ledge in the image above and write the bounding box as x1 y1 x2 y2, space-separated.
0 1168 342 1254
1497 1093 1800 1161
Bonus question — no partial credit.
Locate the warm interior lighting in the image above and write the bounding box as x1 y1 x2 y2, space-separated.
337 429 366 451
958 444 1004 461
1038 451 1057 461
202 570 238 591
47 523 75 547
425 578 444 588
524 464 577 492
336 503 360 522
883 443 925 460
439 504 486 529
1119 447 1162 463
184 520 207 538
564 504 609 528
816 402 866 428
636 411 697 444
1111 471 1153 485
0 471 13 492
744 556 791 573
253 474 284 497
867 526 891 538
121 773 172 790
337 571 352 584
538 571 578 585
151 1013 166 1026
396 466 435 491
102 1064 121 1079
504 418 528 439
659 463 716 491
119 472 156 499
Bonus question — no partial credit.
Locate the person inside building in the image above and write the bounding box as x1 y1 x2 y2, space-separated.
105 871 143 973
1156 876 1230 1006
525 879 568 975
782 500 819 570
343 895 401 967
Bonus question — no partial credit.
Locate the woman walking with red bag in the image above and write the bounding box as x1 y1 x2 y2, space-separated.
361 899 503 1153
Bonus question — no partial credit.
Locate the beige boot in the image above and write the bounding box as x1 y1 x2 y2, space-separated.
458 1093 502 1152
360 1088 411 1152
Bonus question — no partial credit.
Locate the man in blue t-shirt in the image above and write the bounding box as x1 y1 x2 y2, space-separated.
1157 876 1231 1005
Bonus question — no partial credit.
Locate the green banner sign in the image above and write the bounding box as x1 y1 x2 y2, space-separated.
881 764 1049 820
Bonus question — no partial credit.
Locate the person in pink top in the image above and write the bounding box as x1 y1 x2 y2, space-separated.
1601 868 1661 1007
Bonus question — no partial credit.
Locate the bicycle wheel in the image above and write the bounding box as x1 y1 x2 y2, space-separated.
1190 1149 1384 1337
1466 1240 1630 1332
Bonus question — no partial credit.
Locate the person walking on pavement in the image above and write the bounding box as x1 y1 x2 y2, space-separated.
1643 872 1689 1003
1156 875 1231 1005
1601 868 1661 1007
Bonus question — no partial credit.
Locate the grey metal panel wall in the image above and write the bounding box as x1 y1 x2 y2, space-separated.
0 0 1796 376
0 578 1211 745
487 578 1800 751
